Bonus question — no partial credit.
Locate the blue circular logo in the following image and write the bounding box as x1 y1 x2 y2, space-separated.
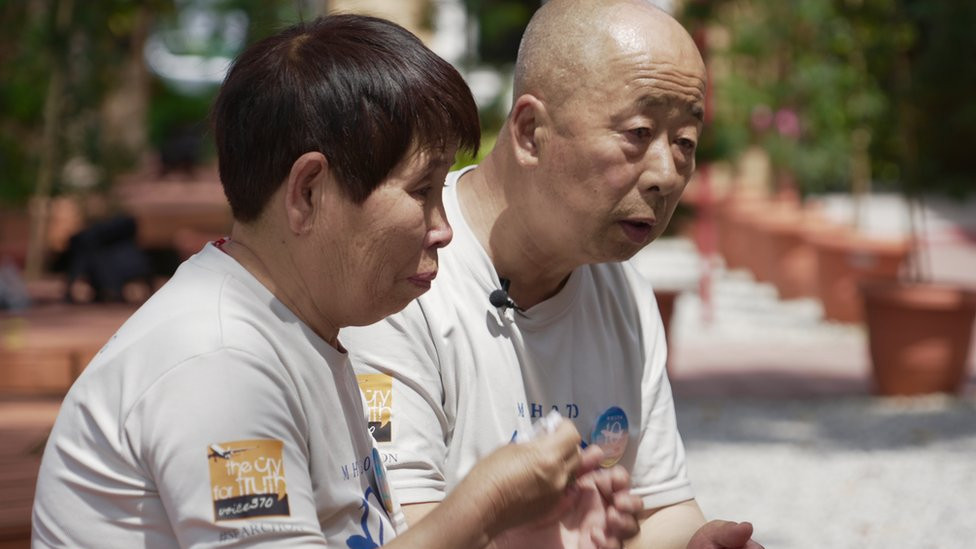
590 406 629 467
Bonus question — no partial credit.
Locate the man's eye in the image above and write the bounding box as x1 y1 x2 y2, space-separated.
411 186 432 197
676 138 697 153
629 127 652 140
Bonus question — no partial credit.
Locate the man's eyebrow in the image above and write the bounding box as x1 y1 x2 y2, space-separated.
636 95 705 122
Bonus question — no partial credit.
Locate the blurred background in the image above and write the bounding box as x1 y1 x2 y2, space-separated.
1 1 974 548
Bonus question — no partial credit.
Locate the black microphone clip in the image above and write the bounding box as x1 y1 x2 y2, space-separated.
489 278 523 312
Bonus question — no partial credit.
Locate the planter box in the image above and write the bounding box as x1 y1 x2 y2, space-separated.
654 288 680 375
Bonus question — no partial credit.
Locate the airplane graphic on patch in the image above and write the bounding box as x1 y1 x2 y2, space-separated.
208 443 254 461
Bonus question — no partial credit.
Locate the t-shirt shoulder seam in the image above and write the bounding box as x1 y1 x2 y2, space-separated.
119 346 270 433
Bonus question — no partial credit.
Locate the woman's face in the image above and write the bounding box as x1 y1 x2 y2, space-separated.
319 143 457 328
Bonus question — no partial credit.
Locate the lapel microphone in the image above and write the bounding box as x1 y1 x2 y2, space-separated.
489 277 523 312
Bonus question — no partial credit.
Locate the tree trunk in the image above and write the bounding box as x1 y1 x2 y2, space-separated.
24 0 73 280
99 5 152 167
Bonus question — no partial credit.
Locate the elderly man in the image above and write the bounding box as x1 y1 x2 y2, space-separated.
344 1 762 548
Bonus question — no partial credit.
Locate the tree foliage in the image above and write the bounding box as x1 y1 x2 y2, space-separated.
682 0 976 198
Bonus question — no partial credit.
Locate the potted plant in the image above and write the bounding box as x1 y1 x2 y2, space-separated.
685 0 976 394
862 278 976 395
857 1 976 396
691 0 911 312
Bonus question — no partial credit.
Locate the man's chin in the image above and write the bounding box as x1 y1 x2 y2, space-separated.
608 238 655 262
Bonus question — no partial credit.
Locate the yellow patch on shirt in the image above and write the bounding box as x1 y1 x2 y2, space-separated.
207 439 290 521
357 374 393 443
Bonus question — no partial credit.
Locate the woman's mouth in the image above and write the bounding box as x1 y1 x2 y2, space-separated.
408 271 437 290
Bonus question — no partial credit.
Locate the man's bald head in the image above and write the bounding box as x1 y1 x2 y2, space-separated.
513 0 704 109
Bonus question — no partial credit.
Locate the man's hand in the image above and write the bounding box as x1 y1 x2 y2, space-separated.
686 520 764 549
491 455 643 549
567 464 644 548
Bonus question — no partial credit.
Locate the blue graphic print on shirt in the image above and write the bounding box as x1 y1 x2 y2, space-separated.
345 487 386 549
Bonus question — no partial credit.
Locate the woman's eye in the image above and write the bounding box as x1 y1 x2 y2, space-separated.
411 185 432 199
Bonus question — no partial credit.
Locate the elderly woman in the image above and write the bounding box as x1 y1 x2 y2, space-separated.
31 14 639 549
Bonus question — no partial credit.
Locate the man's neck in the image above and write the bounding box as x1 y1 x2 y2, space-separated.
457 162 575 310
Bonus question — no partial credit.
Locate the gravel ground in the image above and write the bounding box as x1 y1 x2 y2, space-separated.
675 394 976 549
630 214 976 548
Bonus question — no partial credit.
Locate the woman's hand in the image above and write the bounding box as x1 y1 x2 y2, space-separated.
464 417 643 548
460 419 595 535
395 419 642 549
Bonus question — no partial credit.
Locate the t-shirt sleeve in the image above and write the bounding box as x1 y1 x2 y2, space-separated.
342 300 452 506
628 270 696 510
124 348 329 548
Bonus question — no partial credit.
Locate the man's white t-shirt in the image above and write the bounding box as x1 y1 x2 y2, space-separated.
343 166 694 511
32 242 402 548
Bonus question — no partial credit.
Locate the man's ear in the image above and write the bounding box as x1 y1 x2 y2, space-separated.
508 94 547 167
283 152 328 235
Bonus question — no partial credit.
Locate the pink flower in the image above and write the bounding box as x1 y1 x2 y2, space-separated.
775 108 801 138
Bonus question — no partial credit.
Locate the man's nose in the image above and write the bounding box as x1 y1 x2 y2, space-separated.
639 138 685 196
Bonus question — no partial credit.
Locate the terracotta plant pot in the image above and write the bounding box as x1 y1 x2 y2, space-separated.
750 201 809 287
654 288 680 375
808 232 909 323
740 212 771 282
861 281 976 395
764 211 846 300
715 195 765 272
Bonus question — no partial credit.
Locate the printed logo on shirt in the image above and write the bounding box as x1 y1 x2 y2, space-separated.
207 439 290 521
518 401 580 419
590 406 630 468
357 374 392 443
345 486 388 549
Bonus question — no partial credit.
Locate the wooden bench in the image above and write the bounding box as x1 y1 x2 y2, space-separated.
0 400 59 549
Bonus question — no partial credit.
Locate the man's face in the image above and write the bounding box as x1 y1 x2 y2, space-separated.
530 27 706 266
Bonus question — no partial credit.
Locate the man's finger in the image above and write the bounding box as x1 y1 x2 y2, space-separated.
608 465 630 493
576 444 606 476
604 502 640 541
611 491 643 514
586 465 631 500
695 520 754 548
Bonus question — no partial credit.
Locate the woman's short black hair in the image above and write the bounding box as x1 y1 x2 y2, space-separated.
212 14 480 222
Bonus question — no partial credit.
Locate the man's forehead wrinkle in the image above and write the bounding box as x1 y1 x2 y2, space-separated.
603 33 705 87
630 64 705 92
631 79 706 108
622 62 706 112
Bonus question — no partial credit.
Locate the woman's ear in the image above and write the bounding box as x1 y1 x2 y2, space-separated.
508 94 547 167
283 152 329 235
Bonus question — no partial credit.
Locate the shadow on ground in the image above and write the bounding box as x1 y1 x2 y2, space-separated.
674 389 976 452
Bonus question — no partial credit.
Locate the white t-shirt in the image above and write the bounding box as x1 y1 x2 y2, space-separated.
343 167 694 511
32 242 403 548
